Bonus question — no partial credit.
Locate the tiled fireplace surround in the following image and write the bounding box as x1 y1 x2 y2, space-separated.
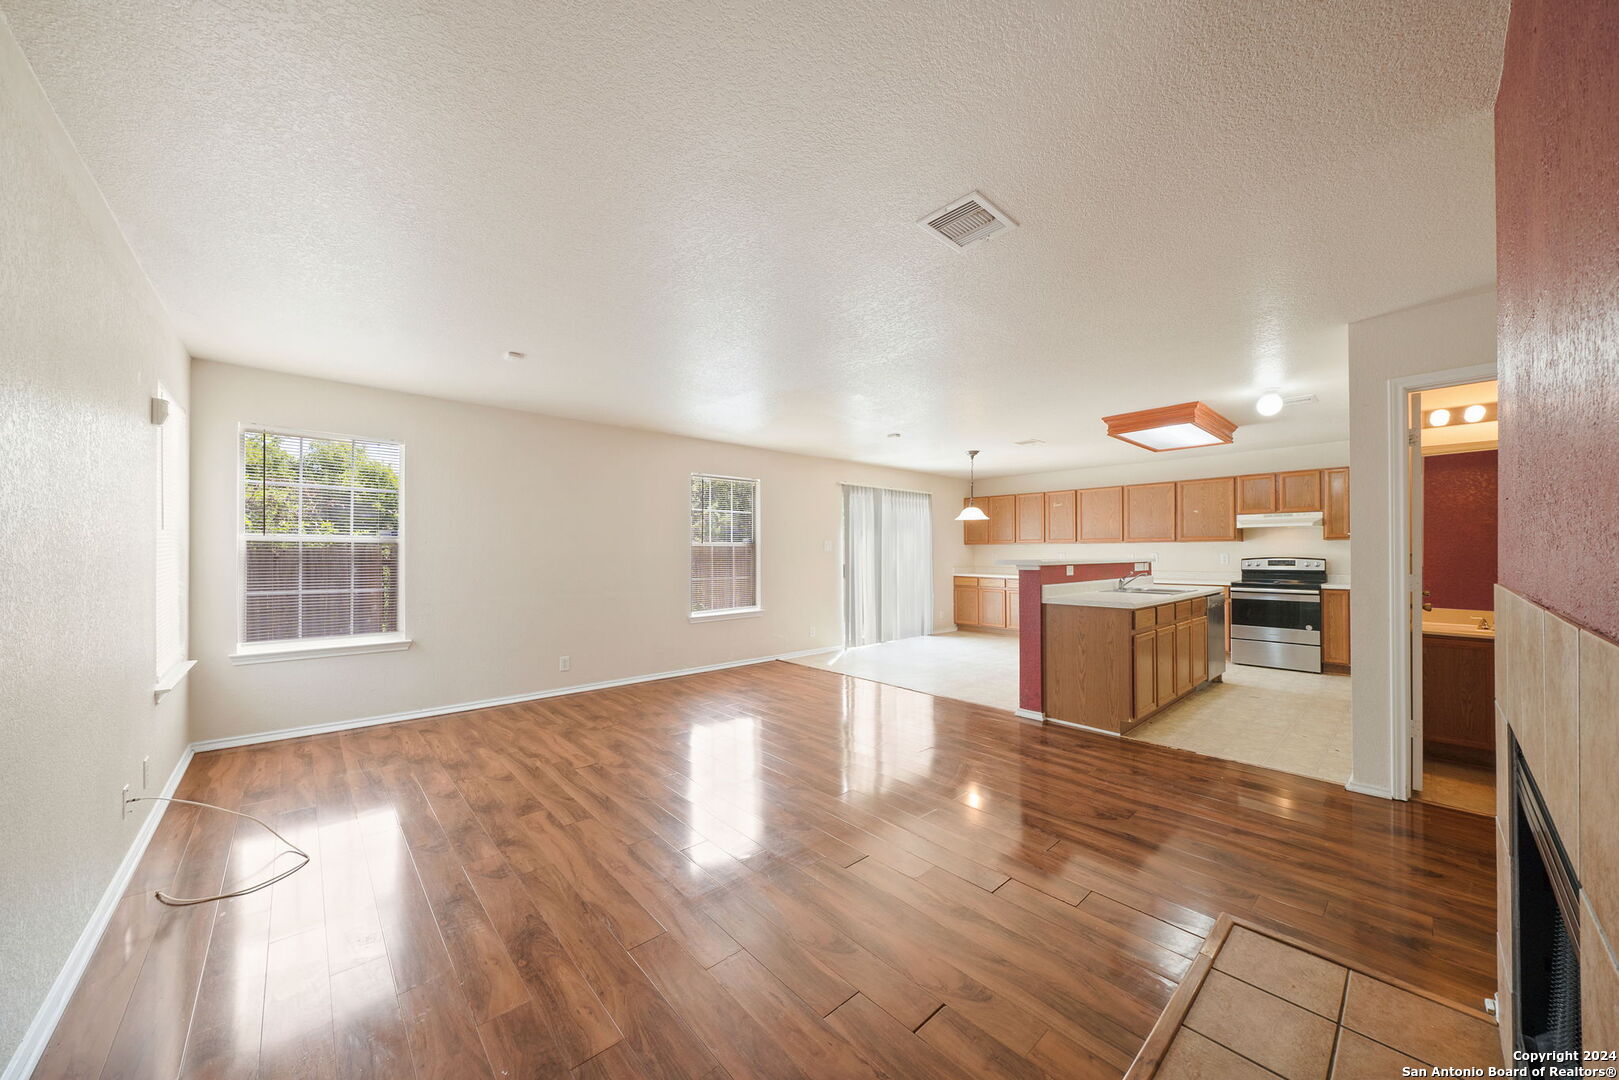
1494 585 1619 1057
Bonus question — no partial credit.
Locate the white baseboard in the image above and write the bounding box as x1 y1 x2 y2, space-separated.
190 645 840 752
3 747 193 1080
1345 777 1394 799
1013 708 1044 721
5 643 852 1079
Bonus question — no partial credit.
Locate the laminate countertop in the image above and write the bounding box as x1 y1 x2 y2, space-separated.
1040 582 1224 610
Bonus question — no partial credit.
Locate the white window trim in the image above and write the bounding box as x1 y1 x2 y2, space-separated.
236 423 408 657
153 659 197 701
689 606 764 623
689 472 762 620
229 631 413 665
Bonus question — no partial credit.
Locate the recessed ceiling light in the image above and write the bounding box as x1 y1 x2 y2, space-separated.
1013 438 1045 446
503 350 526 362
1102 401 1237 453
886 432 902 438
1255 392 1284 417
1462 404 1487 423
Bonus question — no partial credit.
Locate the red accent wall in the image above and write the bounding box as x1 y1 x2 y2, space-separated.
1496 0 1619 642
1423 451 1498 610
1017 562 1135 713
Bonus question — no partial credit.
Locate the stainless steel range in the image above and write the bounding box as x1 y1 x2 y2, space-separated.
1229 557 1328 673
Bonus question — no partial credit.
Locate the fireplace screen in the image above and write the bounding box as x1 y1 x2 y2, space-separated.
1512 739 1581 1059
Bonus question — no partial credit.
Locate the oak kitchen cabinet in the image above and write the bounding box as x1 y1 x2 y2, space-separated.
1015 493 1045 543
1237 473 1278 514
962 497 990 545
1322 588 1351 670
954 576 1019 630
1175 477 1237 541
1077 486 1124 542
987 495 1017 543
1044 597 1213 733
1123 483 1176 542
1277 469 1323 512
1043 490 1077 543
961 467 1348 545
1323 467 1351 540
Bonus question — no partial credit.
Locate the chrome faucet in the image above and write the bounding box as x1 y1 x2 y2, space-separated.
1118 571 1149 590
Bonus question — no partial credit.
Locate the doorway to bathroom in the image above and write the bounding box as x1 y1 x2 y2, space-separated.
1405 377 1500 815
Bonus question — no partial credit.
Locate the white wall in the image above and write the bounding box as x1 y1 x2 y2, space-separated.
1345 288 1497 797
964 441 1352 576
0 16 191 1070
189 360 969 743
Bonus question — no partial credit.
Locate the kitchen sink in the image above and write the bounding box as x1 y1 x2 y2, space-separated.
1108 587 1190 595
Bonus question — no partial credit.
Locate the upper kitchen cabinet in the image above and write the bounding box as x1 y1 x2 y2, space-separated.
1123 483 1176 542
1176 477 1237 541
1078 487 1124 542
1277 469 1323 512
988 494 1017 543
1015 493 1045 543
1323 467 1351 540
962 497 990 544
1044 490 1077 543
1236 473 1277 514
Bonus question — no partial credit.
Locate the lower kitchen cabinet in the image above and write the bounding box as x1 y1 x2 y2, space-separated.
1132 631 1156 716
1322 589 1351 671
954 584 980 625
954 577 1018 630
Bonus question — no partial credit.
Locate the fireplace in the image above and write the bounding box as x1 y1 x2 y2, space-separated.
1510 737 1582 1060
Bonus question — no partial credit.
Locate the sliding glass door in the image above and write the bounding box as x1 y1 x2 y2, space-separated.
842 485 934 648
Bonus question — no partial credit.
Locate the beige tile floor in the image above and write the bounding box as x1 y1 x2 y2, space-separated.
785 630 1021 711
1148 924 1501 1079
786 631 1353 785
1128 663 1353 784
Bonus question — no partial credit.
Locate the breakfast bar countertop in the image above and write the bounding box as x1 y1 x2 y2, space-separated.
1040 581 1224 610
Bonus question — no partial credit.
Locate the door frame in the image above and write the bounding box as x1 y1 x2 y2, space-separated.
1382 362 1497 800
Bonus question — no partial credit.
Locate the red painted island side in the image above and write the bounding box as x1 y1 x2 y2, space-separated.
1017 563 1137 714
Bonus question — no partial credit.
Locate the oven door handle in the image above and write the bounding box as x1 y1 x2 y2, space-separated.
1230 589 1319 603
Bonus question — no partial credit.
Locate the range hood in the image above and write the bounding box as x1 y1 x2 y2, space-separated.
1237 511 1324 530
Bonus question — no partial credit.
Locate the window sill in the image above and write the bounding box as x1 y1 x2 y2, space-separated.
229 633 413 665
153 659 196 702
689 607 764 623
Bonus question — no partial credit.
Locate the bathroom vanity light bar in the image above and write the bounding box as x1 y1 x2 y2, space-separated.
1423 403 1497 427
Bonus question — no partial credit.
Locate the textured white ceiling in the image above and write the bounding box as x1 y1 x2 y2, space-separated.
4 0 1508 477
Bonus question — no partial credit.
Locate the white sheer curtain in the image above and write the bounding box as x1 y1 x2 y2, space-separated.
842 485 934 648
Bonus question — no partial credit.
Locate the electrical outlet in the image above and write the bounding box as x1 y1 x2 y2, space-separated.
558 655 571 672
1065 565 1074 575
809 626 817 639
1219 553 1230 566
121 784 131 819
142 756 150 790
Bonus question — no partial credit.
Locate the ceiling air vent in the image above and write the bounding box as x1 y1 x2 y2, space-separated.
920 191 1016 250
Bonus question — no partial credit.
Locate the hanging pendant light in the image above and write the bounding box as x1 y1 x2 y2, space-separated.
955 450 990 521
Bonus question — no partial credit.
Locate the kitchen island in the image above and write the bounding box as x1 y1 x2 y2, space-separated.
1039 582 1224 735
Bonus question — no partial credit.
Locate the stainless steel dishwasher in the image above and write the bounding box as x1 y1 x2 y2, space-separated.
1205 591 1227 682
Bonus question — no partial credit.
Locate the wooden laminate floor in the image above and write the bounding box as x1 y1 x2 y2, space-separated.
33 661 1496 1080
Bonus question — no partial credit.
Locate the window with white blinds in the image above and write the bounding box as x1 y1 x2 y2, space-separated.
690 474 759 616
240 429 403 644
